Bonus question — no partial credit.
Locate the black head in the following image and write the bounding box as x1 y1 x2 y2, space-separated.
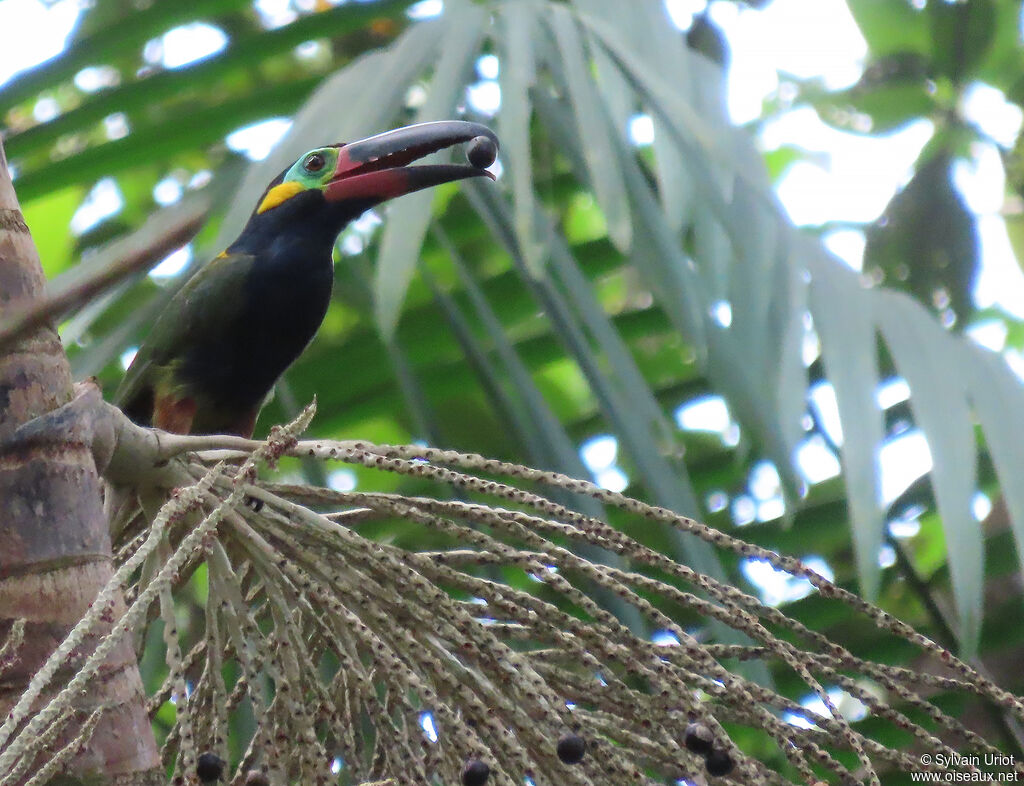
232 121 499 254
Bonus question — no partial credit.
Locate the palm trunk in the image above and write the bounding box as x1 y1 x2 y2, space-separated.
0 141 161 782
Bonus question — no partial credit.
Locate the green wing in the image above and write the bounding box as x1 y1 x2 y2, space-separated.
114 252 255 422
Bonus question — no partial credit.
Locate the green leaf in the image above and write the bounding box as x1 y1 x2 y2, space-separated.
532 86 709 359
374 1 487 338
864 153 978 326
468 178 727 584
728 193 777 357
975 0 1024 85
21 186 84 278
433 225 651 634
44 194 208 303
579 9 771 221
215 19 446 251
593 0 695 234
928 0 996 84
774 286 810 488
438 227 585 472
587 29 634 136
811 53 935 134
498 1 545 276
12 75 321 203
0 0 251 113
425 254 548 462
545 5 632 251
807 250 886 602
548 225 678 455
876 290 981 655
383 335 444 445
1004 213 1024 271
845 0 930 58
5 0 416 164
685 13 730 69
621 151 709 360
71 290 166 379
964 345 1024 599
650 118 693 236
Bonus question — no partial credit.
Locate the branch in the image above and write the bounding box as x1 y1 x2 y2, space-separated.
0 134 164 781
9 384 1024 783
0 195 208 355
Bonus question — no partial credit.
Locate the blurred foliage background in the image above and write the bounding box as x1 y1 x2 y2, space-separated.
6 0 1024 769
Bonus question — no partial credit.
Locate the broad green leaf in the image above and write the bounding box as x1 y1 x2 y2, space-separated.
876 290 981 655
537 233 741 637
621 154 709 359
579 10 729 178
845 0 930 58
632 0 701 235
60 281 133 350
71 291 166 379
532 86 708 357
433 222 651 633
807 249 886 602
467 177 726 581
577 6 814 492
650 119 693 236
547 223 677 453
627 128 799 490
498 1 545 276
12 75 321 202
726 181 782 373
439 225 590 476
215 19 446 250
21 186 84 277
581 4 786 306
964 345 1024 592
807 53 934 135
928 0 996 84
308 17 444 141
580 1 695 234
864 153 978 326
691 200 732 308
773 254 810 484
374 1 487 338
545 5 632 251
425 256 550 463
1006 213 1024 271
587 31 634 136
43 194 208 302
975 0 1024 84
5 0 415 164
384 335 444 446
0 0 250 112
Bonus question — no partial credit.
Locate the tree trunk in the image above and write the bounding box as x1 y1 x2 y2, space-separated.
0 141 161 783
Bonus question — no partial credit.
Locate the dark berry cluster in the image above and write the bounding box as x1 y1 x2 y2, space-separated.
466 136 497 169
556 733 586 764
684 723 735 778
461 758 491 786
196 752 225 783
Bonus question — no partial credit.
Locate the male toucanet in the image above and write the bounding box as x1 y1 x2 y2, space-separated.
115 121 498 437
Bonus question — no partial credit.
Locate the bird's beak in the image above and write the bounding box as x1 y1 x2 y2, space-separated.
324 120 498 203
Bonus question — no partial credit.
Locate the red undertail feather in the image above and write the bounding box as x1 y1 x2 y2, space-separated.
153 395 198 435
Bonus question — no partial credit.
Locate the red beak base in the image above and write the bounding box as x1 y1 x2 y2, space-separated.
324 120 498 203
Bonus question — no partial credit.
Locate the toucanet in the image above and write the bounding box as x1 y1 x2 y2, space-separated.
115 121 498 437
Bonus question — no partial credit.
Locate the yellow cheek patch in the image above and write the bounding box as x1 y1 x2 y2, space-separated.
257 181 306 214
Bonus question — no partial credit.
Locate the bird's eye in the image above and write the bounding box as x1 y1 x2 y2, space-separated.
304 153 326 172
